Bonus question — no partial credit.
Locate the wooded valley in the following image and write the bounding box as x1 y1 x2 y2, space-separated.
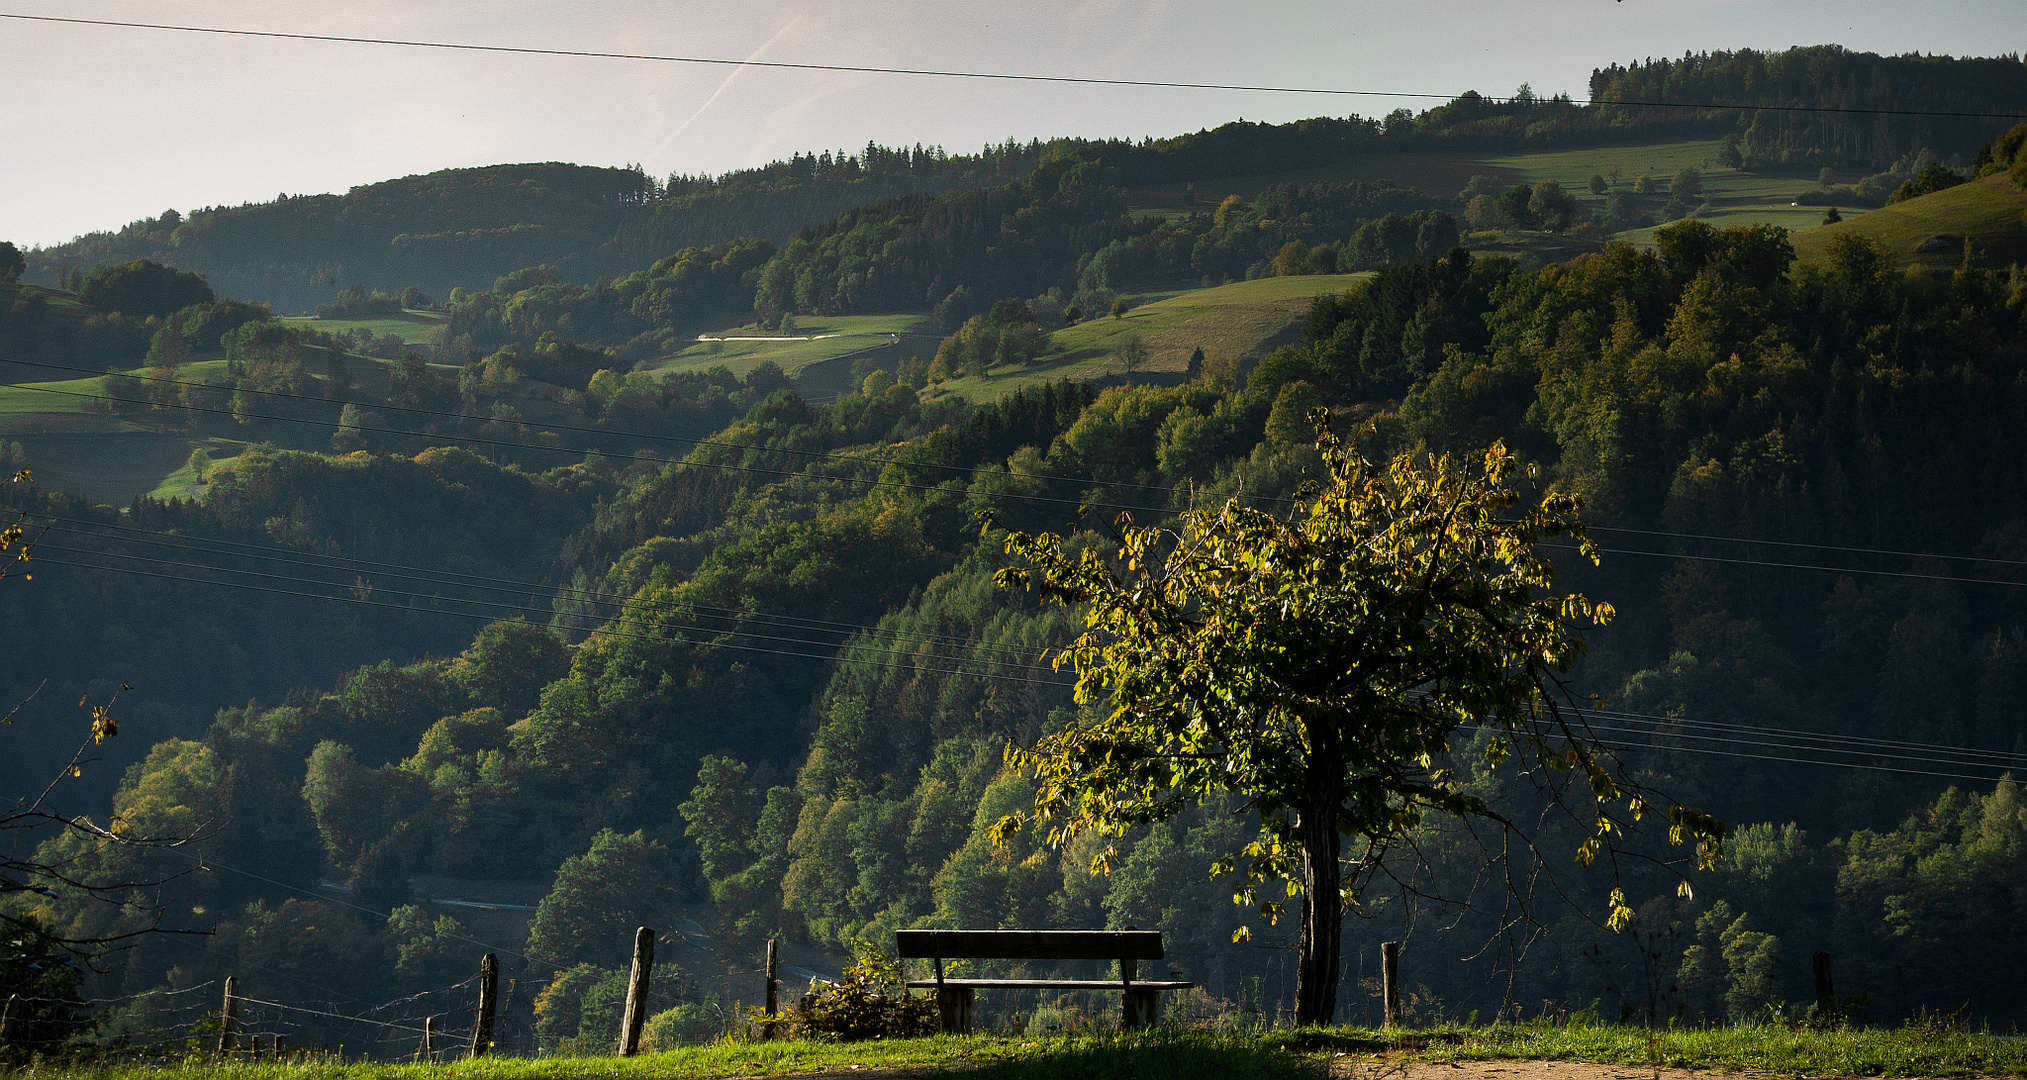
6 43 2027 1056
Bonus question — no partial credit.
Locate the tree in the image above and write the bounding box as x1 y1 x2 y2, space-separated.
2 678 210 966
1110 298 1130 320
1821 206 1843 225
1528 180 1579 233
0 241 24 283
1116 334 1147 378
1061 303 1084 326
526 829 683 972
1588 174 1609 195
76 259 213 318
991 421 1722 1025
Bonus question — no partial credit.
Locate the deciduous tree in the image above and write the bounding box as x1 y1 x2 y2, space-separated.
991 420 1722 1025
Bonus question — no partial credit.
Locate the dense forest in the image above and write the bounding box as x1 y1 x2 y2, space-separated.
7 51 2027 1056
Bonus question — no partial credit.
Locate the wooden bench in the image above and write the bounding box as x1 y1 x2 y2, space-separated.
895 929 1193 1034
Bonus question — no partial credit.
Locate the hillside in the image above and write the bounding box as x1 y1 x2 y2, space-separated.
9 57 2027 1056
1791 172 2027 268
20 44 2022 318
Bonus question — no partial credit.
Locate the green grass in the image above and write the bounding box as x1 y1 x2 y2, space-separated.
1313 1020 2027 1077
279 311 446 343
1121 138 1891 248
933 274 1370 403
28 1024 2027 1080
19 1031 1309 1080
1791 174 2027 269
143 443 242 503
653 314 932 380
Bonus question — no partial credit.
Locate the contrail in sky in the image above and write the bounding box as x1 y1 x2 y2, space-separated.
652 17 804 162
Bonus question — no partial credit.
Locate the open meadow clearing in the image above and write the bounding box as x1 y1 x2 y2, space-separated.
931 273 1370 401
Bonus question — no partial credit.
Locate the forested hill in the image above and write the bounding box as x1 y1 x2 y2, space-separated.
23 145 1047 313
16 160 2027 1037
25 45 2025 315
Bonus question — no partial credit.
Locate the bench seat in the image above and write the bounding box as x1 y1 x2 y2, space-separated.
895 928 1190 1033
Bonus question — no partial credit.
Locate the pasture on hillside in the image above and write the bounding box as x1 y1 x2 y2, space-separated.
1791 173 2027 268
279 310 447 344
931 273 1372 402
1123 137 1874 243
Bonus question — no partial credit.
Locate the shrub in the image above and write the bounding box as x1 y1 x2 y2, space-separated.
785 941 939 1042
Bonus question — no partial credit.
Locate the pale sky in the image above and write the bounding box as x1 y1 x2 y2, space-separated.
3 0 2021 249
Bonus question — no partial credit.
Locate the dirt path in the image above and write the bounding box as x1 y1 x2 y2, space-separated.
1330 1061 1783 1080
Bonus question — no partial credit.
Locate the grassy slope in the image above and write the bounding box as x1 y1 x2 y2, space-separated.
278 311 447 343
1124 137 1870 245
650 314 934 380
1791 173 2027 269
931 274 1371 403
143 444 243 503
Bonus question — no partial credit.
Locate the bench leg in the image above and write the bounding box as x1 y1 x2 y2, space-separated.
1122 988 1158 1031
937 987 973 1035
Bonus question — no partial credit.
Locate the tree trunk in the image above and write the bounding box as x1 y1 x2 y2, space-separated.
1296 792 1343 1026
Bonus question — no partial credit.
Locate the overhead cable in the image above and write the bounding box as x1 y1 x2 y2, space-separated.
3 12 2024 119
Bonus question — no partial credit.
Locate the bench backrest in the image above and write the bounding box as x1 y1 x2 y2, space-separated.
895 929 1163 961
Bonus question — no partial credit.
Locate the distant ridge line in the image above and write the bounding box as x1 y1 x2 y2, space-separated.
5 12 2025 120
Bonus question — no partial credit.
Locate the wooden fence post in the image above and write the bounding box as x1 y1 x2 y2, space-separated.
469 954 497 1059
422 1015 437 1063
1 993 16 1047
217 976 240 1053
1813 953 1834 1004
617 927 655 1057
1381 942 1401 1029
764 938 780 1039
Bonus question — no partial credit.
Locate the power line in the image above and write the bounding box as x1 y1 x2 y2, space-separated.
1586 705 2027 767
3 356 1194 504
1602 734 2016 785
24 359 2027 579
1545 541 2027 588
34 516 1056 665
26 554 1066 686
1586 720 2023 776
38 511 1057 659
4 12 2024 120
31 543 1059 677
24 363 2027 591
1587 525 2027 570
0 378 1175 517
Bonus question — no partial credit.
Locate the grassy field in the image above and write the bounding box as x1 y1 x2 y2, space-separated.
1791 173 2027 269
1121 138 1874 245
279 311 446 343
932 274 1371 402
23 1023 2027 1080
0 372 103 418
142 441 243 503
651 314 933 381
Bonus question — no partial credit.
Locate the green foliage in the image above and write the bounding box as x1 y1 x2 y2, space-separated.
76 259 213 319
1889 163 1968 204
641 1001 725 1049
995 423 1716 1023
532 963 627 1051
1678 900 1783 1021
527 830 685 972
444 619 572 720
788 941 939 1042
